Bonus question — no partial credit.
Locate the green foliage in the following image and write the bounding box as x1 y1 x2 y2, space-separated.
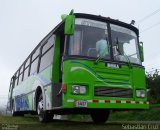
146 69 160 104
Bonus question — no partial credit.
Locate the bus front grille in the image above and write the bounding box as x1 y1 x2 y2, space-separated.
94 87 132 98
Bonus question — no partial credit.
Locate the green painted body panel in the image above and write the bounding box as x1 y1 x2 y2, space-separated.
64 15 75 35
62 59 149 109
132 67 146 89
52 35 60 83
132 67 146 101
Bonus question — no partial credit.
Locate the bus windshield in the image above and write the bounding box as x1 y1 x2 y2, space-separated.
67 18 141 65
68 18 110 60
111 24 141 65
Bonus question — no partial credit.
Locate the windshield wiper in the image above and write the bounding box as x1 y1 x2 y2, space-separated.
123 53 132 68
116 37 132 68
95 51 105 64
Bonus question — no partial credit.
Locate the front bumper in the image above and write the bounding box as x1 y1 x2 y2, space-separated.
64 99 149 109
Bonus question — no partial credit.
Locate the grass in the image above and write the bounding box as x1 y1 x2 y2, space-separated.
67 108 160 122
0 115 121 130
0 108 160 130
109 107 160 121
0 115 38 124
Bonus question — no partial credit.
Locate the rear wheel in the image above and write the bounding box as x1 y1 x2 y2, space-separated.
11 101 16 116
91 109 110 123
37 93 53 122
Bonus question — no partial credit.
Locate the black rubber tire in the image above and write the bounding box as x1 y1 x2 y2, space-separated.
91 109 110 123
37 93 53 122
11 101 17 116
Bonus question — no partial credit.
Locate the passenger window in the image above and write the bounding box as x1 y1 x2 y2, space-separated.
20 66 24 74
23 67 29 80
25 58 30 68
42 35 55 54
39 47 54 72
15 72 19 86
15 78 17 86
18 73 23 84
32 47 40 61
30 57 39 75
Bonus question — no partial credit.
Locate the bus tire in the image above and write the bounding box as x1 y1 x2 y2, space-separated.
11 100 17 116
37 93 53 122
90 109 110 123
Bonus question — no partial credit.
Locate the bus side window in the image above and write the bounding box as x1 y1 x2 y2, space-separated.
10 76 15 90
32 47 40 60
42 35 55 54
9 78 12 91
30 47 40 75
18 73 23 84
23 58 30 80
18 65 24 84
39 35 55 72
14 77 17 87
25 58 30 67
15 71 19 86
30 57 39 75
23 67 29 80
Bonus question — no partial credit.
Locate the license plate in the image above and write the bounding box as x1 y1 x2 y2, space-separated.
75 100 87 108
107 63 119 68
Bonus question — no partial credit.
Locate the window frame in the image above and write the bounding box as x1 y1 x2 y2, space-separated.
30 47 40 75
11 21 64 87
65 18 141 66
23 57 31 81
66 22 112 61
38 35 55 72
109 23 141 65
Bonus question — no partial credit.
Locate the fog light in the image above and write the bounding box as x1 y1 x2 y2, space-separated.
72 85 86 94
136 90 145 98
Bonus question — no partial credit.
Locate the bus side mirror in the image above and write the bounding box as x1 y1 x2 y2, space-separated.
139 42 144 62
64 15 75 35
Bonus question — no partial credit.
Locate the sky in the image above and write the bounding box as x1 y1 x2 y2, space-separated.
0 0 160 107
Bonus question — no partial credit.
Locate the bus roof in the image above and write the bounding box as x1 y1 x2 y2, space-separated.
74 13 139 35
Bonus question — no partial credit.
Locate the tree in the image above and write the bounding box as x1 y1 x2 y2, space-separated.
146 69 160 104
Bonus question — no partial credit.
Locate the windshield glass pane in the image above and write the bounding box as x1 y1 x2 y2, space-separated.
110 24 141 65
68 18 110 60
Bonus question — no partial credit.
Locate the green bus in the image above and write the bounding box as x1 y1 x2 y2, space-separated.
8 10 149 123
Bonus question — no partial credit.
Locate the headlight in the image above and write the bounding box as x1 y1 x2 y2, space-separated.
136 90 145 98
72 85 86 94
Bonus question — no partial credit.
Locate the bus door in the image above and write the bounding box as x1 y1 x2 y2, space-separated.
52 29 65 108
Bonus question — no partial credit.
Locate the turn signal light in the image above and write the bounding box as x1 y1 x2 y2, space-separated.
62 84 67 93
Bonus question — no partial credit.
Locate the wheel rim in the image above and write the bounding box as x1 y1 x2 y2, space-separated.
37 99 43 115
11 108 14 115
11 102 15 115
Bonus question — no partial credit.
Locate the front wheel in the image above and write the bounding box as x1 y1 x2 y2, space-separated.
37 93 53 122
90 109 110 123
